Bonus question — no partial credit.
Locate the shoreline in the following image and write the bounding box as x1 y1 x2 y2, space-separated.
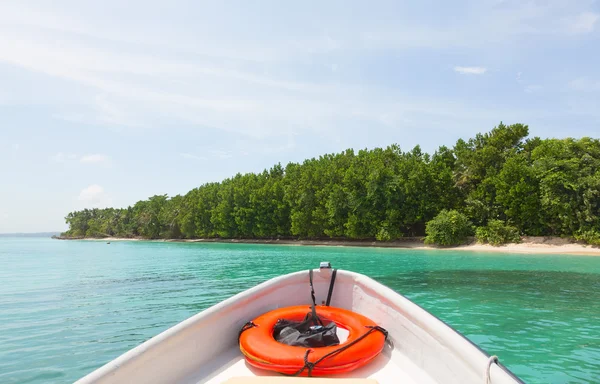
54 236 600 256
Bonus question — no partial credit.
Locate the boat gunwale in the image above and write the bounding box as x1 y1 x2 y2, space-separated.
357 275 525 384
75 272 308 383
75 269 524 384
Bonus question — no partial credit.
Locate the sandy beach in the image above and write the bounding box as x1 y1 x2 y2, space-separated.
449 240 600 256
60 236 600 256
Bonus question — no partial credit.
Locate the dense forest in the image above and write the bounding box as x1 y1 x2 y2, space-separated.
61 123 600 245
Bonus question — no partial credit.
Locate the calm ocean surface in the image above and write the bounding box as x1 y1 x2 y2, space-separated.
1 237 599 383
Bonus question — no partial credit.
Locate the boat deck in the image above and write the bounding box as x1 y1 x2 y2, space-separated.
74 269 521 384
183 346 436 384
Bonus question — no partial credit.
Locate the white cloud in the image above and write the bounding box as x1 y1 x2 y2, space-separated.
180 153 206 161
565 12 599 34
569 78 600 92
210 150 234 159
454 66 487 75
12 143 19 151
525 85 543 93
0 0 596 146
51 152 77 162
80 154 109 164
516 72 522 82
78 184 104 201
51 153 110 164
78 184 111 207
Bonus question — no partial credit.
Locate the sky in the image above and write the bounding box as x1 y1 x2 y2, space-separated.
1 0 599 232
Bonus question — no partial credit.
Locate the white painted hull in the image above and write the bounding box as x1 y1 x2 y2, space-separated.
75 268 522 384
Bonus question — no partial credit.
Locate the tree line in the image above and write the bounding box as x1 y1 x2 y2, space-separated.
61 123 600 245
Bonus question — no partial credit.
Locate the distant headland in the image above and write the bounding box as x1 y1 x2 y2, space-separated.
57 123 600 251
1 232 61 238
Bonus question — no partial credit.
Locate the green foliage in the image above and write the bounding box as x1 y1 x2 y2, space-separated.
575 230 600 246
475 220 521 246
455 122 530 226
532 138 600 236
494 154 543 235
375 225 402 241
375 228 391 241
61 123 600 244
424 210 472 246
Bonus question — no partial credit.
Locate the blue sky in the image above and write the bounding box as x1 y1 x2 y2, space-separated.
1 0 599 232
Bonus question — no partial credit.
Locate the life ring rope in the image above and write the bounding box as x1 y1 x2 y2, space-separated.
238 270 389 376
238 321 257 344
287 325 389 377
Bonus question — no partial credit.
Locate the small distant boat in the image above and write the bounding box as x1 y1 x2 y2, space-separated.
106 242 110 245
75 263 523 384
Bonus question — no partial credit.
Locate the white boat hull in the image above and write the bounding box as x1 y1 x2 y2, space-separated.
75 268 522 384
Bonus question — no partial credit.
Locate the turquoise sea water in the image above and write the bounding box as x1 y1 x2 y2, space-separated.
1 238 599 383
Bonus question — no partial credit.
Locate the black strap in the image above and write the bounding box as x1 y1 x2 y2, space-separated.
308 270 319 325
289 325 388 377
238 321 256 344
325 269 337 306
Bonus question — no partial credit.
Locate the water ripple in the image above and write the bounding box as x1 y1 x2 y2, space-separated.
1 238 600 383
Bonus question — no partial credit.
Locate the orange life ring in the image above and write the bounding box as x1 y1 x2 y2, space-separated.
239 305 386 376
